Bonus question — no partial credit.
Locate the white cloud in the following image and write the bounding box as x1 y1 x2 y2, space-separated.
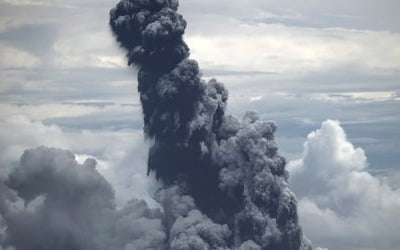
1 0 55 6
186 23 400 74
382 169 400 189
0 103 140 121
342 91 398 102
0 115 68 167
307 91 398 103
0 104 99 120
0 43 41 68
252 8 304 21
52 30 126 69
1 0 76 7
288 120 400 250
0 115 155 206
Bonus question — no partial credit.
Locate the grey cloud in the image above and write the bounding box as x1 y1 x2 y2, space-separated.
0 24 57 56
0 146 166 250
43 104 143 131
0 113 158 207
179 0 400 32
0 68 138 104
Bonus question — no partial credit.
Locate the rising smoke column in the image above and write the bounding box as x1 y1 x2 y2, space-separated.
110 1 312 249
110 0 228 215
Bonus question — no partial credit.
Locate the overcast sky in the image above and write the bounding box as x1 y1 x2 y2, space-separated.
0 1 399 250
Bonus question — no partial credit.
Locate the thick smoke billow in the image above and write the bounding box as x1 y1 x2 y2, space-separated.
109 0 311 249
0 1 312 249
0 147 166 250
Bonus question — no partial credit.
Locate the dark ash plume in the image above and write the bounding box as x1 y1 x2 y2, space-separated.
110 1 312 250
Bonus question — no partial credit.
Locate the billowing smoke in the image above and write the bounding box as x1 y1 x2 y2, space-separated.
108 0 311 249
0 147 166 250
0 1 312 249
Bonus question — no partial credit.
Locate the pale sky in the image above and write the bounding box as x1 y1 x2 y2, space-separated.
0 1 399 249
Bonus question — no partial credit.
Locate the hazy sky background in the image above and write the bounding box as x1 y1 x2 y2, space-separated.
0 0 399 249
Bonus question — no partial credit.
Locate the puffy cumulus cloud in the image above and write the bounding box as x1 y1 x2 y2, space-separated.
288 120 400 250
288 120 367 200
0 146 165 250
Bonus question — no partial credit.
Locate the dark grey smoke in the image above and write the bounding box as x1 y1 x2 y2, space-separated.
109 0 312 249
0 147 166 250
0 1 313 249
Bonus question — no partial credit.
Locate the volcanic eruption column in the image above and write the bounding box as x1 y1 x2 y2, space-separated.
110 0 312 249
